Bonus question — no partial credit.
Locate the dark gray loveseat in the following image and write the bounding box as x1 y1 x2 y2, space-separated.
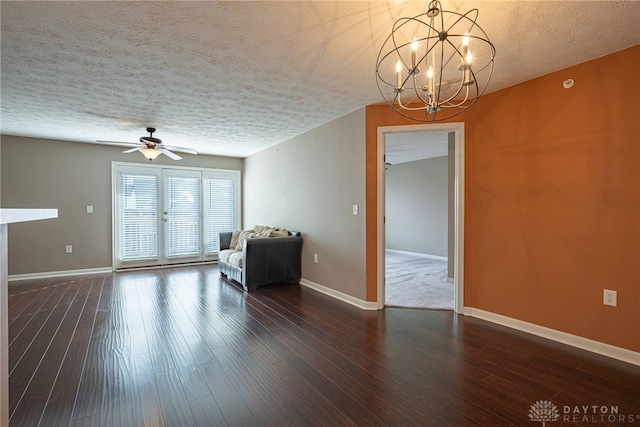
218 231 303 291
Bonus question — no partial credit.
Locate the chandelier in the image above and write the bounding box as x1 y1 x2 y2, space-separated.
376 0 495 122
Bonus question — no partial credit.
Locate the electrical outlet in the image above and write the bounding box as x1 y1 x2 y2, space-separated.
603 289 617 307
87 205 93 214
65 245 73 254
313 253 318 263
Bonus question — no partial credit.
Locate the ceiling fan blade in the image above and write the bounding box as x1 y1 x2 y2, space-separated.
163 145 198 155
122 147 140 154
96 140 141 148
159 149 182 160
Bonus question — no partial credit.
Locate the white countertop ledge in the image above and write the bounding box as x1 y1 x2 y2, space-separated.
0 209 58 224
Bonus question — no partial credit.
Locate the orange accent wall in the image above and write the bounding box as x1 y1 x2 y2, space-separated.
366 45 640 352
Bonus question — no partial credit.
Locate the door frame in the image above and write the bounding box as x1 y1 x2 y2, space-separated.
111 161 241 270
162 168 204 265
376 122 465 313
112 164 163 269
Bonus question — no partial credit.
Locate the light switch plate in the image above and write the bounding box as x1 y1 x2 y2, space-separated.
87 205 93 214
352 204 358 215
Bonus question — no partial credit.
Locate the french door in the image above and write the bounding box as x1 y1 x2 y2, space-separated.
113 163 240 269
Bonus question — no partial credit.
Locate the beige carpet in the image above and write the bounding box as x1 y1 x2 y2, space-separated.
385 250 454 310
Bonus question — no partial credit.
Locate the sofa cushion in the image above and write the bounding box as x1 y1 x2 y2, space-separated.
227 251 243 268
219 249 235 263
219 249 243 268
235 230 256 250
229 230 241 250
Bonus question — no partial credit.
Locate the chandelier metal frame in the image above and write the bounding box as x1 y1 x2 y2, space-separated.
376 0 495 122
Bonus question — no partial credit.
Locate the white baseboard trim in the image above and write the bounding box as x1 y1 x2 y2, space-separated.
386 248 447 261
447 277 454 283
8 267 113 282
300 279 378 310
464 307 640 366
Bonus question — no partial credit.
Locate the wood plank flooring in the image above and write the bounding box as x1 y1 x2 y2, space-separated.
7 265 640 426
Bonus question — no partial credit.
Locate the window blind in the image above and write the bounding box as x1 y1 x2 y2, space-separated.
120 172 159 261
166 174 200 258
204 176 236 254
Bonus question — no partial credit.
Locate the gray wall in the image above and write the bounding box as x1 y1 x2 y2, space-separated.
243 108 366 300
385 155 448 257
0 135 242 275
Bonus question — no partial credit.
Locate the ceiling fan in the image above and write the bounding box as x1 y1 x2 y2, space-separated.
97 127 198 161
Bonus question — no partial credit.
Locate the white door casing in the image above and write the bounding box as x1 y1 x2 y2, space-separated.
376 123 465 313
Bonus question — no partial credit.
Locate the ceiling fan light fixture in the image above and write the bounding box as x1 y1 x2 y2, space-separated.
140 147 162 161
376 0 495 122
97 127 198 161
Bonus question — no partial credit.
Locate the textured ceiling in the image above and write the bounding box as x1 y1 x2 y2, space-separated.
2 1 639 158
386 131 449 165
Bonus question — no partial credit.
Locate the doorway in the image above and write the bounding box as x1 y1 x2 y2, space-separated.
112 162 240 270
376 123 465 313
385 132 452 309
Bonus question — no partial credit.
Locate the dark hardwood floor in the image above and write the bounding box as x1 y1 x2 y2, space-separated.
7 265 639 426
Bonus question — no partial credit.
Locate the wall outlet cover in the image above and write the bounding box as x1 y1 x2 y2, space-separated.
603 289 617 307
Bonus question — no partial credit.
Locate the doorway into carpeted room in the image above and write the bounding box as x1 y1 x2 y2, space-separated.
384 128 456 311
385 249 454 310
